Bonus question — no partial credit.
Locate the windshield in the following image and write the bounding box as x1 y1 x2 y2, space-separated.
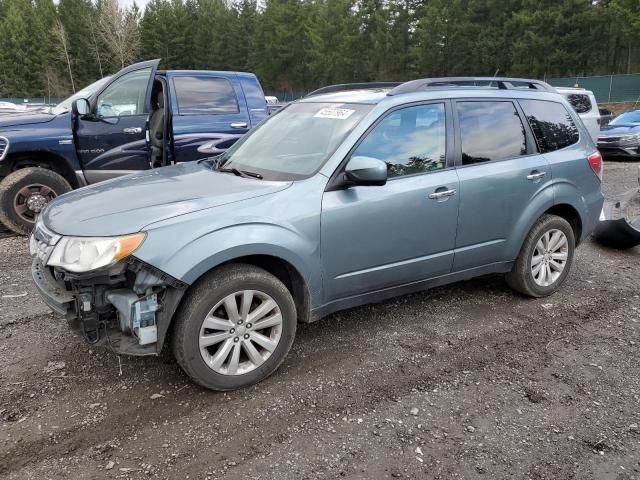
610 111 640 126
51 76 112 115
220 102 373 180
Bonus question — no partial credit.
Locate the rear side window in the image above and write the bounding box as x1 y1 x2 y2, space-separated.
174 76 239 115
565 93 592 114
457 101 527 165
519 100 579 153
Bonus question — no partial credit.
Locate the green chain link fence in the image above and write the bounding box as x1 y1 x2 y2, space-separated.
546 74 640 104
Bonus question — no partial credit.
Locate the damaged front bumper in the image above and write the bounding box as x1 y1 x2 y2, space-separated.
30 253 187 356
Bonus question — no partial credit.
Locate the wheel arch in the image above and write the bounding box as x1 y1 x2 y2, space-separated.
161 252 312 354
544 203 583 245
3 151 80 188
215 254 312 324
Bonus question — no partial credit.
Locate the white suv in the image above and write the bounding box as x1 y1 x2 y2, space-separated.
556 87 600 142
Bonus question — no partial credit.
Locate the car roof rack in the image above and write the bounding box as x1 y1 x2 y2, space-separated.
305 82 403 97
387 77 557 96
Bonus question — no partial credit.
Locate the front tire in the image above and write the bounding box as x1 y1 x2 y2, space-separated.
0 167 71 235
506 214 576 297
172 264 297 391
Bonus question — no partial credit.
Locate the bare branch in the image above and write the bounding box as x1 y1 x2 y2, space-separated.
52 19 75 93
97 0 141 69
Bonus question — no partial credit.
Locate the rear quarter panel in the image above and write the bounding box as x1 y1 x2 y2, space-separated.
547 104 604 241
544 141 604 242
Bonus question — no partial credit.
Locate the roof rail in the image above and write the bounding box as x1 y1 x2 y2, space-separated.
305 82 402 98
387 77 557 96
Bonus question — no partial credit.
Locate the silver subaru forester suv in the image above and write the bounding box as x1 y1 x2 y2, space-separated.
31 77 604 390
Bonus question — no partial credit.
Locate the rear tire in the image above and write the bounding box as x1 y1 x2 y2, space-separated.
172 264 297 391
0 167 71 235
506 214 575 298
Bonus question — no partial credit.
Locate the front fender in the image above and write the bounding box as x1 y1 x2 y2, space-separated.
134 222 322 305
0 114 80 174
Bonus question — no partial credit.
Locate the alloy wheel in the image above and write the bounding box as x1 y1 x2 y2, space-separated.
531 229 569 287
199 290 283 376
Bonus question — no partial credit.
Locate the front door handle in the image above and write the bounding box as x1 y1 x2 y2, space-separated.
123 127 142 134
428 189 457 200
526 171 546 181
230 122 248 129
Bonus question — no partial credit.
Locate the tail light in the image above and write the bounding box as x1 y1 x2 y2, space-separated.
588 151 603 181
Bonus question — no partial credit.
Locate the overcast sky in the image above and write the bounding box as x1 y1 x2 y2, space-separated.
119 0 151 9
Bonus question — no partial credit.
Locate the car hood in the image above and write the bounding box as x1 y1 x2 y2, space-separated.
0 111 58 128
599 124 640 137
43 162 292 236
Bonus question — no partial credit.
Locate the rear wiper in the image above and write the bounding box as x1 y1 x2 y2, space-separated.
219 167 263 179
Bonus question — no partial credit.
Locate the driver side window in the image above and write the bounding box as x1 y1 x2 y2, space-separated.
353 103 447 178
96 68 152 117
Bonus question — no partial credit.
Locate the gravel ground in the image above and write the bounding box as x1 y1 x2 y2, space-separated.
0 160 639 480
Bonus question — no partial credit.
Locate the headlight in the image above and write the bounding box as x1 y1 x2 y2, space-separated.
47 233 145 273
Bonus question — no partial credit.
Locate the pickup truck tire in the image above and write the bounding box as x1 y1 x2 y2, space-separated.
172 264 297 391
0 167 71 235
506 214 575 298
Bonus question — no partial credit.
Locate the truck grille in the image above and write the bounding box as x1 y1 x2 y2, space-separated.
0 136 8 160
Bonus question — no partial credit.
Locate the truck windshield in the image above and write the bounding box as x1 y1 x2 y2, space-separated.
220 102 373 180
51 76 112 115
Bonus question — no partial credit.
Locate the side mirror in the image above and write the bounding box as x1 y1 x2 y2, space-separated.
71 98 91 116
344 156 387 187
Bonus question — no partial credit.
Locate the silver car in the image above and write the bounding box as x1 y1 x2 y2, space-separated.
31 77 604 390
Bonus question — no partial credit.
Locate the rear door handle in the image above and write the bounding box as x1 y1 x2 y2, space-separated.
428 189 457 200
123 127 142 134
230 122 248 129
526 171 546 181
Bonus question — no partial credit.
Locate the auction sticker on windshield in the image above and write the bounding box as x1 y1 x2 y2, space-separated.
314 107 355 120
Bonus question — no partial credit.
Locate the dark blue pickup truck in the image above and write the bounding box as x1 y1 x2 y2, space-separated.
0 59 269 234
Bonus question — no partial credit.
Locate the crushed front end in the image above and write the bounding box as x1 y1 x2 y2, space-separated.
30 221 187 355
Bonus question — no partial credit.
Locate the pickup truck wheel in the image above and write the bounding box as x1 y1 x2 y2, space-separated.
506 214 575 298
0 167 71 235
172 264 297 391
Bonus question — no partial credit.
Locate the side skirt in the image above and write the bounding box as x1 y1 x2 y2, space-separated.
310 261 513 322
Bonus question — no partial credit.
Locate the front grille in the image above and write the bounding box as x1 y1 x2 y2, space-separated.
0 136 8 161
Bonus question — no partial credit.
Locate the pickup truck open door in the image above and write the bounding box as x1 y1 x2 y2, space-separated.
73 59 160 183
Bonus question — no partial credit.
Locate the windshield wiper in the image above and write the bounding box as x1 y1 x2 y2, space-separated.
219 167 263 179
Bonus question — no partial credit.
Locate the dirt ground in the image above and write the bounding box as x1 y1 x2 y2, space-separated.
1 161 639 480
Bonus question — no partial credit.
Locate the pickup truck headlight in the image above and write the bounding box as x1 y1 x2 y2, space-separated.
47 233 145 273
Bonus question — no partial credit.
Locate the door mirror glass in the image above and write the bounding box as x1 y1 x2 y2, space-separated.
71 98 91 116
344 156 387 186
96 67 152 117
